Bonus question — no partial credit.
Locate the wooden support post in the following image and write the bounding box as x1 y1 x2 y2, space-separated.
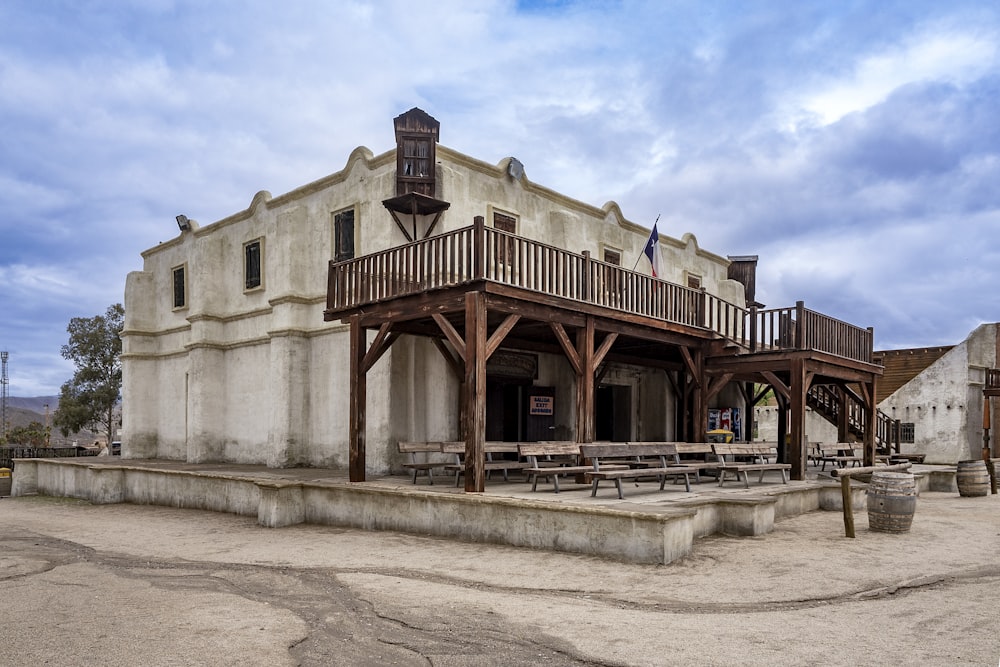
840 476 855 538
789 358 807 480
464 291 487 492
348 315 367 482
576 317 595 444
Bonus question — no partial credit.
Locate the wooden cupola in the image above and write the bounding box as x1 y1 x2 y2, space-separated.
383 107 450 242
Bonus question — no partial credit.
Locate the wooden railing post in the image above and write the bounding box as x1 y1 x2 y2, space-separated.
473 215 485 280
749 305 758 353
581 251 592 303
795 301 805 350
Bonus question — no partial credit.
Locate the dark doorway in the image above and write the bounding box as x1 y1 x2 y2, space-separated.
596 384 631 442
486 380 555 442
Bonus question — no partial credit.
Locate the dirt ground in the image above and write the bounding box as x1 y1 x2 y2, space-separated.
1 491 998 666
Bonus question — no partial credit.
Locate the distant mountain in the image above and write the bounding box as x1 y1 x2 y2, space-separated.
3 396 99 446
7 396 59 412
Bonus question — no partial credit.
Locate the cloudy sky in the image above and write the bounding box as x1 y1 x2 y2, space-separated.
2 0 999 397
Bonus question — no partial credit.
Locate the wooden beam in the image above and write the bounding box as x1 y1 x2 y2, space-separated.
361 323 398 373
576 317 596 443
679 346 700 385
762 371 791 402
485 314 521 360
705 372 734 403
430 337 463 379
386 208 414 243
593 333 619 368
463 291 487 492
432 313 466 363
348 315 367 482
549 322 582 376
789 357 808 481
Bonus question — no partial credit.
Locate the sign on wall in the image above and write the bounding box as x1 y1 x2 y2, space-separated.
529 395 554 416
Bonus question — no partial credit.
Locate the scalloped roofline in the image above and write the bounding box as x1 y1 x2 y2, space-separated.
144 142 728 265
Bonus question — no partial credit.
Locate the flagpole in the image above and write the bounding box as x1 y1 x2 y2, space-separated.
632 214 660 272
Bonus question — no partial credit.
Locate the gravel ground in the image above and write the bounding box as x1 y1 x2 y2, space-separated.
1 491 998 666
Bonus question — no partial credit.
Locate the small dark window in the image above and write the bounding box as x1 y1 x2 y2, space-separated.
687 274 702 289
172 266 186 309
603 249 621 266
245 240 262 290
334 209 355 262
899 422 915 443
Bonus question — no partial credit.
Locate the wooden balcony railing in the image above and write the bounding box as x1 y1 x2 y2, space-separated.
987 368 1000 391
748 302 874 363
326 218 875 365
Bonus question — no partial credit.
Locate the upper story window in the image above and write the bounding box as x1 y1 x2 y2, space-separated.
492 210 518 265
686 273 702 290
333 208 356 263
244 239 263 291
603 249 621 266
172 265 187 309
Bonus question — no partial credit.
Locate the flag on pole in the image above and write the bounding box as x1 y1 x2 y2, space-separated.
643 224 662 278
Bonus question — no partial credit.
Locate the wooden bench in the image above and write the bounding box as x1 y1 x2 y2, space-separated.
817 443 863 470
517 442 626 493
712 444 791 488
580 443 695 499
670 442 725 482
442 441 532 487
398 441 462 485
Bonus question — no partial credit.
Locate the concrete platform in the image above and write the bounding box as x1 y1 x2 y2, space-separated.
10 458 957 564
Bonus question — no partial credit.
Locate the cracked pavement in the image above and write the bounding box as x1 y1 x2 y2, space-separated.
1 492 998 666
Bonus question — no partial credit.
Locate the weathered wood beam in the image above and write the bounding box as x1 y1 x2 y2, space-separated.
705 372 734 403
549 322 582 376
463 291 487 492
430 337 463 379
789 357 809 481
386 208 414 243
432 313 466 363
576 317 596 443
361 323 399 373
679 346 700 385
593 333 619 369
485 314 521 360
348 315 367 482
762 371 790 402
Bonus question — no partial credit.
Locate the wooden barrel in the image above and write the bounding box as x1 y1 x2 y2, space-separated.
956 460 989 497
866 471 917 533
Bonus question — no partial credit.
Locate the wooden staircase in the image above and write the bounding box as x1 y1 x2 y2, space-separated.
807 384 900 455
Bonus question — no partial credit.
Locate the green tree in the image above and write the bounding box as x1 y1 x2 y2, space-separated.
53 304 124 446
7 421 48 447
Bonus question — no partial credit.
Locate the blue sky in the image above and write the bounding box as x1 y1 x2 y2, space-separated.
2 0 999 396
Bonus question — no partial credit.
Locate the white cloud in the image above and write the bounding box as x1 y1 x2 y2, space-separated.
797 24 999 125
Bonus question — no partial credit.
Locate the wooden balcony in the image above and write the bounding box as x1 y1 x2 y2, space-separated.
987 368 1000 397
325 219 874 365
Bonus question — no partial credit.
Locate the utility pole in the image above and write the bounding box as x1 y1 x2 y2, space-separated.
1 351 8 441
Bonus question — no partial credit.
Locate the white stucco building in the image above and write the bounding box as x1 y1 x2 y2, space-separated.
122 108 750 472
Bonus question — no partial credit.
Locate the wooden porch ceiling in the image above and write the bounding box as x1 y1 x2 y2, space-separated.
333 279 879 382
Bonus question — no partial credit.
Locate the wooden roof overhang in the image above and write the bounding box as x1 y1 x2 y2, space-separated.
330 279 720 374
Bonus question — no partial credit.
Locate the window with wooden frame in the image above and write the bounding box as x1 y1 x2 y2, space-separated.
602 247 623 306
492 210 518 265
172 264 187 310
244 238 263 291
333 208 356 263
